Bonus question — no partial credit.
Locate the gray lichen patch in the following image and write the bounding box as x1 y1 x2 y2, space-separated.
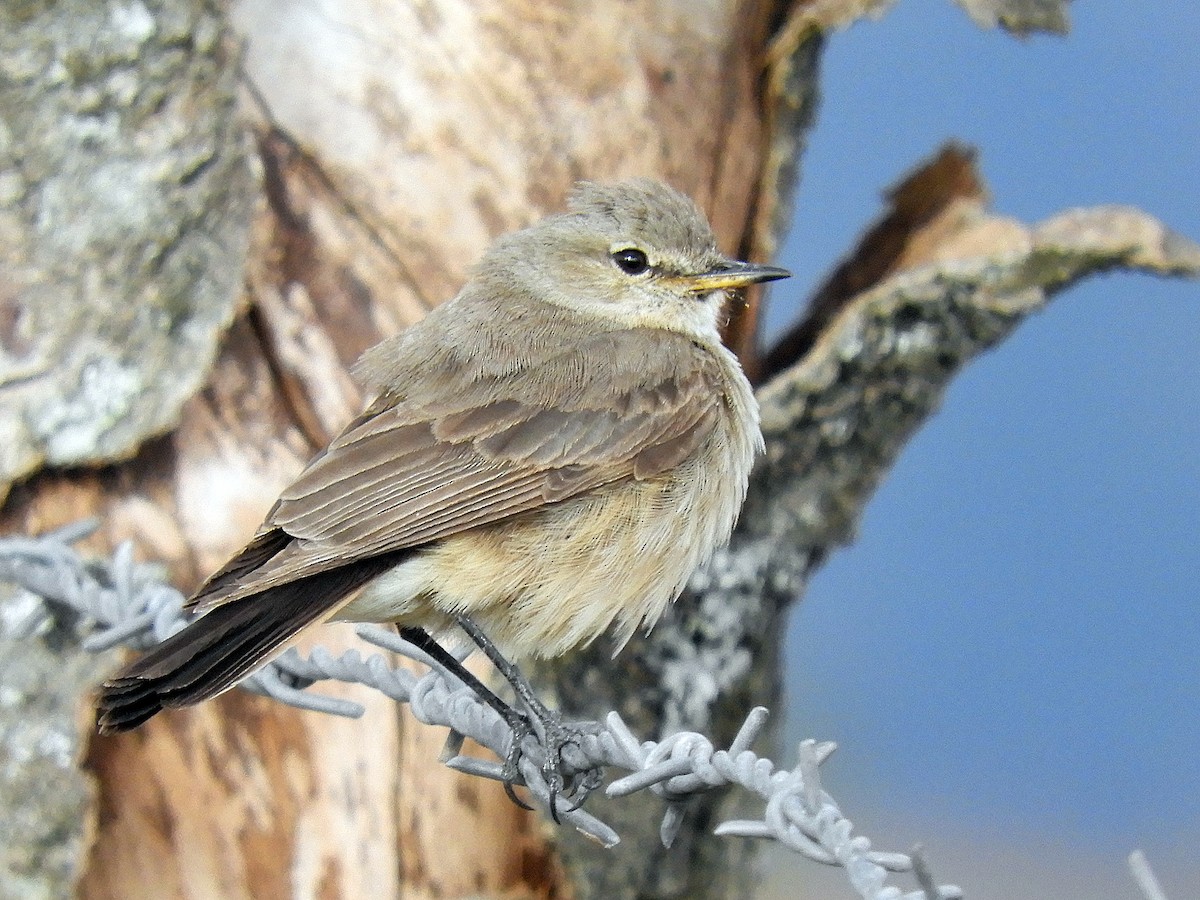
0 0 255 494
27 353 144 462
0 588 115 900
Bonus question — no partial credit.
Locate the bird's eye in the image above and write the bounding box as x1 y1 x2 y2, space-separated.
611 247 650 275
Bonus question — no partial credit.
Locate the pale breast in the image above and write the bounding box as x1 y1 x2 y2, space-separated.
428 372 756 657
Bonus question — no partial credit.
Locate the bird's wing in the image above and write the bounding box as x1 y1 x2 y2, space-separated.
189 328 729 609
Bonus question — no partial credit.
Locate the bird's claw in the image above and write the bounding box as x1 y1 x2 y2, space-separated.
500 704 603 822
500 711 535 810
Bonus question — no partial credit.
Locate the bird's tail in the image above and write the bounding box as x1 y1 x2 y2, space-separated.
95 557 402 733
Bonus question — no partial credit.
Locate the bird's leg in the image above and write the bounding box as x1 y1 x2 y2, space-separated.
396 626 533 810
453 614 604 820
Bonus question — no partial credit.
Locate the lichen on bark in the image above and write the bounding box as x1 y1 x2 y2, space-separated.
0 0 255 499
0 589 117 900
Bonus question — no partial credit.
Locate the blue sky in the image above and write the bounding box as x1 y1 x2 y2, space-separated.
765 2 1199 897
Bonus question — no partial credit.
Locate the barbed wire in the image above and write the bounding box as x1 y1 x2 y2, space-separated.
0 521 967 898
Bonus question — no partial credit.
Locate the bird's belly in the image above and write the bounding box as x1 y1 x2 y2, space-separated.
345 450 741 659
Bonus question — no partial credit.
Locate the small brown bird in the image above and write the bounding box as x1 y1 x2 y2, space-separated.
96 179 789 734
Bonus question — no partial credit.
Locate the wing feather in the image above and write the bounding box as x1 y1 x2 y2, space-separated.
190 328 731 608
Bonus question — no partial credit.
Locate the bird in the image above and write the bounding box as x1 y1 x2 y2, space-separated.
95 178 789 740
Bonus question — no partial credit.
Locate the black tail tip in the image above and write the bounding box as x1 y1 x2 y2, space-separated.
94 678 166 734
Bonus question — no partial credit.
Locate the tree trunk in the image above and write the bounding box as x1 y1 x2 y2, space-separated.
2 0 802 897
2 1 1195 899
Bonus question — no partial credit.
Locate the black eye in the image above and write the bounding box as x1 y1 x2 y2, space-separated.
612 247 650 275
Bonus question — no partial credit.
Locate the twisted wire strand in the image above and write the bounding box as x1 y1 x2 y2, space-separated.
0 523 961 900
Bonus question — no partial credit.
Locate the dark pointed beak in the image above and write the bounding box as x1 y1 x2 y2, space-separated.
674 260 791 292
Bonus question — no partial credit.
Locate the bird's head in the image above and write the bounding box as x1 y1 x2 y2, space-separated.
475 179 789 341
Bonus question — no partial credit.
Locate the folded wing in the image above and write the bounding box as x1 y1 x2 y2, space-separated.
190 328 725 611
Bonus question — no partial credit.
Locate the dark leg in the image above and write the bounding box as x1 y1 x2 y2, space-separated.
397 626 515 722
453 615 604 819
452 616 555 724
396 626 533 810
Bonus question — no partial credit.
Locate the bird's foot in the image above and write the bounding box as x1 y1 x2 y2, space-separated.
501 699 604 821
451 614 605 820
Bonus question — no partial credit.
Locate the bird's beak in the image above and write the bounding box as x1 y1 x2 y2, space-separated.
672 260 791 293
